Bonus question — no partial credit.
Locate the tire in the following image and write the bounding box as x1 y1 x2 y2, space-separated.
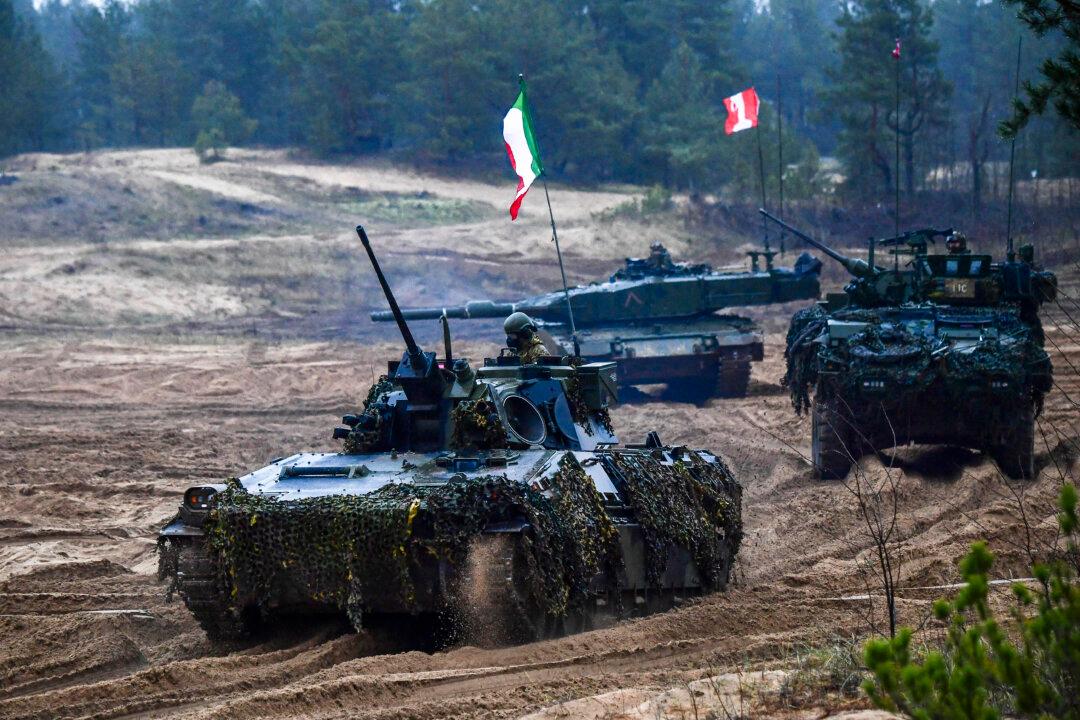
713 358 751 398
811 400 856 480
176 540 253 641
992 403 1036 480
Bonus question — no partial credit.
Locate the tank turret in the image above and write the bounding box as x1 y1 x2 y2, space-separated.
351 225 617 452
372 244 821 326
372 241 822 400
761 209 1056 310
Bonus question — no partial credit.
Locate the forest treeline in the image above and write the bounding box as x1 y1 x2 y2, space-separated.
1 0 1078 205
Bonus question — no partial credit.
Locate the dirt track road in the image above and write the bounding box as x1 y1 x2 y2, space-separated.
0 150 1076 719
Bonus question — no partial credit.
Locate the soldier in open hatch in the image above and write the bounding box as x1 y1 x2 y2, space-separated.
647 241 676 273
504 311 547 364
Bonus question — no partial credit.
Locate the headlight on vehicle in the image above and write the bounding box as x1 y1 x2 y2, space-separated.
184 486 217 510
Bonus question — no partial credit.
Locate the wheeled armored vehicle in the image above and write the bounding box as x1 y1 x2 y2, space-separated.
768 211 1056 480
158 226 742 643
372 242 821 400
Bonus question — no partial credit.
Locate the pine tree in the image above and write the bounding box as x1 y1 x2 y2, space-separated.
1000 0 1080 137
0 0 60 157
282 0 403 155
823 0 951 200
640 42 728 190
191 80 256 162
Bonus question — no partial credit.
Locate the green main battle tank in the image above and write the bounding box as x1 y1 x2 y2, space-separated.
372 242 821 400
157 226 742 644
767 211 1056 480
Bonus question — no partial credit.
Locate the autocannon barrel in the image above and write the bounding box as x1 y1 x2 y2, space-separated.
759 209 878 279
371 300 518 322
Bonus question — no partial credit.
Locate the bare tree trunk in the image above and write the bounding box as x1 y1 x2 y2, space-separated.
968 95 993 218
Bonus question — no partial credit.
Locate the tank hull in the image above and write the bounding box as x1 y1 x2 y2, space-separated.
158 446 742 641
542 316 764 399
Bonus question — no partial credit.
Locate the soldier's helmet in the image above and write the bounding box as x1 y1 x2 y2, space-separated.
504 311 537 336
946 231 968 254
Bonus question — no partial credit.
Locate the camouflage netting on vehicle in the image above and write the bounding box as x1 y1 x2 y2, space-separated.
175 453 632 630
342 375 395 453
783 305 1052 415
158 450 739 630
565 358 615 436
546 454 623 604
449 398 507 449
604 451 742 589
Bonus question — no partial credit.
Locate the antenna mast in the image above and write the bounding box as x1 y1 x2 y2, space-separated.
1006 36 1022 261
777 74 785 255
893 36 901 272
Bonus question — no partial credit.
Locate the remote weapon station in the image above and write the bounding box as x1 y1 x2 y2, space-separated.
158 226 742 643
769 210 1055 480
372 243 821 400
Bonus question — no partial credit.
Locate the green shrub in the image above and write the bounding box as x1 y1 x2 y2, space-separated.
191 80 257 163
862 484 1079 719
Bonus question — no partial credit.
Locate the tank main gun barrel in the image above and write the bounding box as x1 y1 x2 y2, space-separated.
371 300 518 322
356 225 424 364
759 209 879 279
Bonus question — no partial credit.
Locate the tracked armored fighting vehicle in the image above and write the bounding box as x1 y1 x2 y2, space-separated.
158 226 742 643
372 243 821 400
767 211 1056 480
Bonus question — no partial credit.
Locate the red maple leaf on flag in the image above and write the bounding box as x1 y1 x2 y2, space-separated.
723 88 759 135
892 38 901 59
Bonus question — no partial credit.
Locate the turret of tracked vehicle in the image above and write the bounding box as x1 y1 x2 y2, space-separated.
765 210 1056 480
157 225 742 644
372 241 822 400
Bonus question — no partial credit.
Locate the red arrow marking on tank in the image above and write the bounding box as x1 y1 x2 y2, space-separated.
624 292 644 308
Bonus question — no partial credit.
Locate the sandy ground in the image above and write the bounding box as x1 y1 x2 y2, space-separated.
0 149 1077 720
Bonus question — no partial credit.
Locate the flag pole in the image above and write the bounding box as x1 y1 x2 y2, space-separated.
542 179 577 343
893 37 901 272
519 75 578 349
776 74 785 255
756 120 770 256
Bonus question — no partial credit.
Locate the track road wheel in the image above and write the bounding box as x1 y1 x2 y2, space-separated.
714 358 751 398
176 540 252 641
992 404 1036 480
811 401 856 480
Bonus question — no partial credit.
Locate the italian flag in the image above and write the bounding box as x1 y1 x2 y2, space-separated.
502 87 543 220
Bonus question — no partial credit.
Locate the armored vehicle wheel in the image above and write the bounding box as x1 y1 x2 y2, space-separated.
714 359 751 398
176 540 254 641
991 404 1036 480
812 401 856 480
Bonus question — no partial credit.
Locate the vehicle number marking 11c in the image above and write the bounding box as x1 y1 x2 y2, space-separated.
944 279 975 298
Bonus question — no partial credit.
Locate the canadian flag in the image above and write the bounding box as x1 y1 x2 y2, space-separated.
723 87 759 135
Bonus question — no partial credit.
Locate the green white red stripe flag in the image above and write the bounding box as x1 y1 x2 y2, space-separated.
502 84 543 220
